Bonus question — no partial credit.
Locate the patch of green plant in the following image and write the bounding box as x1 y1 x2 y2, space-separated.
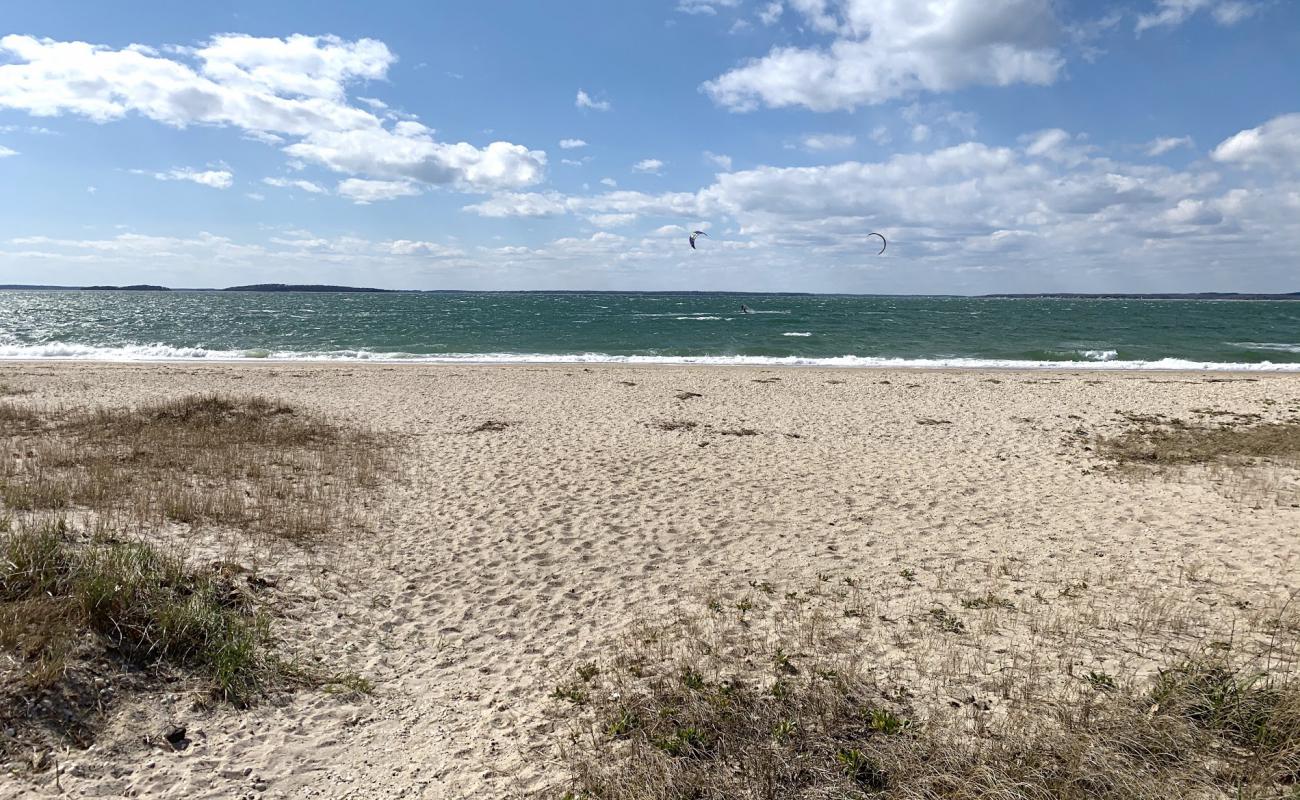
866 707 910 735
1085 670 1117 691
837 748 889 790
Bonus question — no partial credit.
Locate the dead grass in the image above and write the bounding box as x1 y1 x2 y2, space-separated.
1092 415 1300 507
0 394 390 544
1097 419 1300 468
550 577 1300 800
0 394 394 769
650 420 699 433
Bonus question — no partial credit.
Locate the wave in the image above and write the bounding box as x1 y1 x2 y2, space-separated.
1 341 1299 370
1079 349 1118 361
783 332 813 337
1231 342 1300 354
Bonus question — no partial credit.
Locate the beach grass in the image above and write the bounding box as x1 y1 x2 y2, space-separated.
1094 414 1300 506
0 394 389 544
0 393 393 764
552 577 1300 799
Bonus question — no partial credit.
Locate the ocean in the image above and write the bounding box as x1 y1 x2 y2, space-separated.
2 290 1299 370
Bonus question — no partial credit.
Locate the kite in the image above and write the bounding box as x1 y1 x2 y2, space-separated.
868 232 887 255
689 231 709 250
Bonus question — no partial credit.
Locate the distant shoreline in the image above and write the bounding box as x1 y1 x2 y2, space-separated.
2 285 1298 300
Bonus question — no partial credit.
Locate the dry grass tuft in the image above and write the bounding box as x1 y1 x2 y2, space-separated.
551 581 1300 800
650 420 699 433
1097 419 1300 468
0 520 280 754
1 394 389 544
0 393 394 769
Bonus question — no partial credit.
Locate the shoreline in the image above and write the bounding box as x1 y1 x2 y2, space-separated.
3 355 1300 373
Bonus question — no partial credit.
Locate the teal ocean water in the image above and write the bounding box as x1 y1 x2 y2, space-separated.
2 290 1299 370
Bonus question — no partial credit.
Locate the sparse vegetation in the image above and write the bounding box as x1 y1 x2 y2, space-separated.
1097 418 1300 468
1093 415 1300 506
550 579 1300 800
650 420 699 433
1 394 389 544
470 420 511 433
0 394 393 768
0 523 279 751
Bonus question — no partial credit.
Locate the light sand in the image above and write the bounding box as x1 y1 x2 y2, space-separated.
2 362 1299 798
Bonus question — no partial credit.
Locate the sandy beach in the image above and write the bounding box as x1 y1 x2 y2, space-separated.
2 361 1299 798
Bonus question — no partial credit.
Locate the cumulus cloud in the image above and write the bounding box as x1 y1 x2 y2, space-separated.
1136 0 1262 32
1211 113 1300 170
0 145 17 157
758 1 784 25
633 158 665 174
134 166 234 189
559 138 588 149
0 33 547 193
702 0 1064 111
575 89 611 111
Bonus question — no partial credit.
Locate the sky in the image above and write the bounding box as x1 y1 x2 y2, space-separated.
0 0 1298 293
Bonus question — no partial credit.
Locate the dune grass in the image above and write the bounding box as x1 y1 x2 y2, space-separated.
1097 417 1300 468
0 393 393 767
0 394 389 544
551 578 1300 799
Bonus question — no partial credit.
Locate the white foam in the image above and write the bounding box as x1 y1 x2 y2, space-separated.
1 341 1299 371
1231 342 1300 354
1080 349 1119 361
783 332 813 337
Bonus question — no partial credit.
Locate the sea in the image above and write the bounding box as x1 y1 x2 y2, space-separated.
2 290 1299 370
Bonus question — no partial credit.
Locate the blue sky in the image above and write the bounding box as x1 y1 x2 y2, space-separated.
1 0 1297 292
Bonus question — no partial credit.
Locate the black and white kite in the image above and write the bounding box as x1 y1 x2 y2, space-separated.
689 230 709 250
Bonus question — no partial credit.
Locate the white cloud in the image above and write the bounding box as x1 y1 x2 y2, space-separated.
0 34 547 193
634 158 665 174
1146 135 1194 156
1136 0 1262 32
758 1 784 25
799 133 856 151
677 0 742 14
135 167 234 189
559 138 588 149
463 191 570 218
263 177 328 194
0 145 17 157
246 192 265 201
702 0 1064 112
1211 114 1300 170
600 177 618 188
704 151 733 170
336 178 422 204
575 89 611 111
